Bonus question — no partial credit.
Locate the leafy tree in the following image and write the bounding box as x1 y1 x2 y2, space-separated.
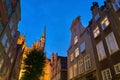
20 49 46 80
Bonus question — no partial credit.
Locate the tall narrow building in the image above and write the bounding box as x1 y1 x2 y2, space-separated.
0 0 21 80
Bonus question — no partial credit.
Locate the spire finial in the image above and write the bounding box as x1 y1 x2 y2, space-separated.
42 25 46 38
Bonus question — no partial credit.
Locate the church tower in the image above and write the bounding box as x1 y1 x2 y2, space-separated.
39 26 46 51
32 26 46 51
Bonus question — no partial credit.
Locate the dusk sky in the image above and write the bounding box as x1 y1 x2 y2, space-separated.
18 0 104 58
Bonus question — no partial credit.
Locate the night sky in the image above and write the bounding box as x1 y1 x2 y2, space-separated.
18 0 104 58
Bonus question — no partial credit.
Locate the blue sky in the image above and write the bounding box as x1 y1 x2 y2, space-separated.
18 0 104 58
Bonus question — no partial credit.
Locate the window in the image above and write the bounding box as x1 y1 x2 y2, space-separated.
73 64 77 77
11 29 15 37
101 68 112 80
93 26 100 38
75 48 79 57
105 32 119 55
80 42 85 52
0 23 3 34
96 41 106 61
8 6 12 16
95 13 100 21
84 55 91 70
6 0 11 6
78 59 84 74
114 63 120 74
74 36 78 44
0 59 3 69
1 33 7 46
112 0 120 11
0 58 4 69
8 52 12 58
69 67 73 79
101 16 110 29
5 41 10 53
9 20 13 30
70 53 74 61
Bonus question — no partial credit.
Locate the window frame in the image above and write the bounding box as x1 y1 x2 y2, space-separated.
114 63 120 74
94 13 100 21
101 68 112 80
84 55 91 71
105 32 119 55
96 41 106 61
75 48 79 57
74 36 78 45
112 0 120 11
93 26 100 38
80 42 85 53
101 16 110 30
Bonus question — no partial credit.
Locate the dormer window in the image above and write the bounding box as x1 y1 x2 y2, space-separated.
74 36 78 45
95 13 100 21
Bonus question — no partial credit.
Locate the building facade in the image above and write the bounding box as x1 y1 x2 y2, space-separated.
18 27 46 80
9 36 25 80
40 59 51 80
89 1 120 80
0 0 21 80
51 53 67 80
67 16 97 80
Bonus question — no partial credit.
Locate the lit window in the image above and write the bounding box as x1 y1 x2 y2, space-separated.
8 52 12 58
74 36 78 44
93 26 100 38
11 58 13 63
78 59 84 74
84 55 91 71
101 68 112 80
96 41 106 61
70 53 74 61
95 13 100 21
80 42 85 52
114 63 120 74
105 32 119 55
73 64 77 77
69 66 73 79
0 23 3 34
1 33 7 46
75 48 79 57
112 0 120 11
101 16 110 29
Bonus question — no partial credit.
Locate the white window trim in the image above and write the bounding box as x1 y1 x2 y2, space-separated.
105 32 119 55
93 26 100 38
78 59 84 74
84 55 91 71
112 0 120 11
101 68 112 80
96 41 107 61
114 63 120 74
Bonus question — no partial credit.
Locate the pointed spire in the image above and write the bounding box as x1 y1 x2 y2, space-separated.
42 26 46 38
